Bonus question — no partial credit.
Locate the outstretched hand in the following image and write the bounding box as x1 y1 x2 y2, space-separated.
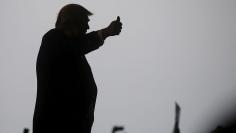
108 16 122 36
102 16 123 39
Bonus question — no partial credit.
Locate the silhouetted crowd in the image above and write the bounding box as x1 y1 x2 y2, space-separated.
24 101 236 133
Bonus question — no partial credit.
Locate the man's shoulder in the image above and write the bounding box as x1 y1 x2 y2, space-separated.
43 28 66 40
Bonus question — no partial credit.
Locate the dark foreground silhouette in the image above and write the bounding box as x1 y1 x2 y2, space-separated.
33 4 122 133
173 102 181 133
112 126 125 133
210 118 236 133
23 128 29 133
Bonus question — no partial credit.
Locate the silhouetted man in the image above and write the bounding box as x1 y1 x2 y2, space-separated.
33 4 122 133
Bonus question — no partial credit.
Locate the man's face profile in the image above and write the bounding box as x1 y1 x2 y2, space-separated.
73 15 90 36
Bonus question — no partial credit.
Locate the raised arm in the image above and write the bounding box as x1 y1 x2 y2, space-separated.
72 16 123 55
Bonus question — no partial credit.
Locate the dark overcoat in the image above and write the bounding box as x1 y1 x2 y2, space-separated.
33 28 103 133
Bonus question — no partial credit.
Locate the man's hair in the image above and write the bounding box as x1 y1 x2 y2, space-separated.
55 4 93 30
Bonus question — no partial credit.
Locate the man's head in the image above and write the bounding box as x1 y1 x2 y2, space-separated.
55 4 93 37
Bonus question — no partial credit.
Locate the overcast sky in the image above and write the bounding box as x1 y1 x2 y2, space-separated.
0 0 236 133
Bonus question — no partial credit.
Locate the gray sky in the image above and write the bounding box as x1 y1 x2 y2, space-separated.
0 0 236 133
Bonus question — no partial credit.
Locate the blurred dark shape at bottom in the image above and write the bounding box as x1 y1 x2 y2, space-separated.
23 128 29 133
211 109 236 133
173 102 181 133
211 121 236 133
112 125 125 133
211 125 236 133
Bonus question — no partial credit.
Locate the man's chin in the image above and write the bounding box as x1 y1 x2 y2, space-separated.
74 31 86 38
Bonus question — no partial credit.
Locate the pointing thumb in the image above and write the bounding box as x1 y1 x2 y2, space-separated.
116 16 120 22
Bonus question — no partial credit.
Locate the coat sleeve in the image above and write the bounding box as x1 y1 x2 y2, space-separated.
70 31 104 55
